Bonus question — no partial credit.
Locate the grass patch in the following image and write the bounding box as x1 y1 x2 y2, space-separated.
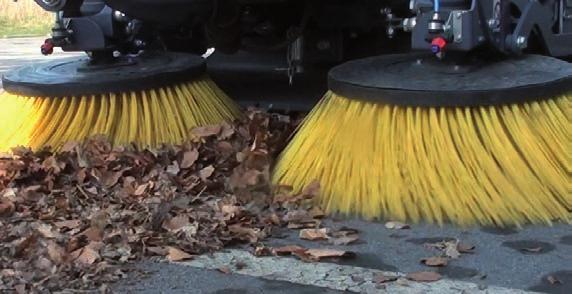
0 0 52 38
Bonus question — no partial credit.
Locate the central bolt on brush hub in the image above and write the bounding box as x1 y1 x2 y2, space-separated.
328 53 572 107
2 52 206 97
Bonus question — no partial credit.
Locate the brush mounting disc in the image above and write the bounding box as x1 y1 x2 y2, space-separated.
328 53 572 107
2 52 206 97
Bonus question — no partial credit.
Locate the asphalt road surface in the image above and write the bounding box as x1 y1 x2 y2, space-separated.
1 37 570 294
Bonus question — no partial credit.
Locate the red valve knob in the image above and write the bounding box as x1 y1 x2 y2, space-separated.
41 39 54 56
431 37 447 54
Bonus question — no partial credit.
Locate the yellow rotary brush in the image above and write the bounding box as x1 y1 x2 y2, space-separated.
0 52 241 151
273 53 571 227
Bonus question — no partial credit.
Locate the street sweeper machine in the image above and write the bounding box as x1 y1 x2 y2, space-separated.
1 0 570 227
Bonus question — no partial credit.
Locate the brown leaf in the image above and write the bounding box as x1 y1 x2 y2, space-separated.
133 183 149 196
374 273 399 284
406 271 442 282
146 247 168 256
284 210 313 223
73 247 100 266
199 165 215 181
54 219 82 230
191 125 222 138
273 245 306 256
181 150 199 169
36 224 58 239
302 180 321 197
61 141 79 152
253 245 273 257
309 206 326 219
47 241 66 264
287 221 318 229
229 225 263 243
547 275 562 285
305 249 355 260
421 257 448 267
14 284 26 294
385 221 410 230
0 198 15 217
101 169 125 188
219 123 235 139
83 227 104 242
162 215 190 232
299 228 329 241
330 235 359 246
91 210 109 231
166 162 181 176
166 247 193 262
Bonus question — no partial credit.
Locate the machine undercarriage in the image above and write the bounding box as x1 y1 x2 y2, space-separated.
31 0 572 81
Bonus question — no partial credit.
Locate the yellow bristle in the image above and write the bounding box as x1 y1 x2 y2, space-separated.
273 91 571 227
0 76 241 151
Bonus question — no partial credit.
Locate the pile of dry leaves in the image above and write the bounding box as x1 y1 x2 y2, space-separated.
0 110 321 293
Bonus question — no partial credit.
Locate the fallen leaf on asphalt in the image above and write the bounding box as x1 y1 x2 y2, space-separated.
330 235 360 246
421 257 448 267
166 247 193 262
305 249 355 260
254 245 273 257
329 227 359 245
547 275 562 285
444 241 461 259
385 221 410 230
287 221 318 229
521 247 543 253
299 228 329 241
217 266 231 274
406 271 442 282
373 273 399 284
146 247 168 256
457 242 476 253
273 245 306 256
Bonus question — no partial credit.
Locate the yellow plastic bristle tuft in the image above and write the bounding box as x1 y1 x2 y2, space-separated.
0 76 241 151
273 91 571 227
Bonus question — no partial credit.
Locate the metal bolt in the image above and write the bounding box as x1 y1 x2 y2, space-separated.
488 19 499 28
387 27 395 38
516 36 528 49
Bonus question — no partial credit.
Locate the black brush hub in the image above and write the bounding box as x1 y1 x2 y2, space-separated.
328 53 572 107
2 52 206 97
